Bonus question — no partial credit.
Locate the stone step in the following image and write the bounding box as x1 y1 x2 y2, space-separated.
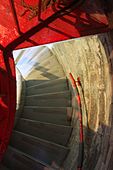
20 47 53 69
28 47 54 65
32 54 60 71
26 79 50 88
27 77 67 89
0 164 9 170
10 131 69 166
25 71 65 88
31 48 53 62
26 66 65 81
26 77 68 95
16 46 49 66
22 106 72 125
3 146 52 170
25 91 71 107
15 118 72 146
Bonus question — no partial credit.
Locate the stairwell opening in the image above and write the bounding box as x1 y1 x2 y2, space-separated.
2 31 113 170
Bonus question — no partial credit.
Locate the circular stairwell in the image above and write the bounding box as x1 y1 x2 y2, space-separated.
1 33 113 170
1 46 73 170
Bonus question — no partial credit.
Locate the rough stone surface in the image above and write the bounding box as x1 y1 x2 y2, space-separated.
50 32 113 170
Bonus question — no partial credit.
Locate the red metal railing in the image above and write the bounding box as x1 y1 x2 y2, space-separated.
9 0 85 33
0 0 110 50
69 73 84 170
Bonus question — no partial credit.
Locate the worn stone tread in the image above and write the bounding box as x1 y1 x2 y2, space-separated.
15 118 72 145
3 146 53 170
10 131 69 166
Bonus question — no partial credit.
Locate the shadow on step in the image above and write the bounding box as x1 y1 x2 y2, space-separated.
24 57 65 82
25 77 68 91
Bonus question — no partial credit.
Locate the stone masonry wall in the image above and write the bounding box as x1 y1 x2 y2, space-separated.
51 32 113 170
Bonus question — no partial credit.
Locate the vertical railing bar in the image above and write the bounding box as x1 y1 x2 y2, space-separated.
8 0 21 34
69 73 84 170
38 0 42 21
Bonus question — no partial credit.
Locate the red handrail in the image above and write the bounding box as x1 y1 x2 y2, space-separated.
69 73 84 170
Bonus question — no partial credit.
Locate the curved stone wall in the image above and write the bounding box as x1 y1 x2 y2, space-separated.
15 68 26 126
13 32 113 170
50 33 112 170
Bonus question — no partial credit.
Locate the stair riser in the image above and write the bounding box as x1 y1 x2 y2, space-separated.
35 55 59 69
26 80 50 87
26 91 70 99
32 58 61 71
32 54 53 67
21 112 70 125
26 74 63 82
3 148 46 170
25 99 70 107
10 132 69 166
25 91 71 107
23 107 70 125
27 65 64 75
26 69 64 80
35 49 54 65
23 107 68 114
26 84 68 96
27 78 67 89
25 91 70 107
26 78 67 87
27 47 53 66
15 119 72 145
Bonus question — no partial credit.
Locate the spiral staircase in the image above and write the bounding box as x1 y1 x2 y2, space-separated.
1 46 73 170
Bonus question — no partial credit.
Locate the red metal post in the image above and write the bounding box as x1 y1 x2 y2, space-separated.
8 0 21 34
38 0 42 21
0 50 16 161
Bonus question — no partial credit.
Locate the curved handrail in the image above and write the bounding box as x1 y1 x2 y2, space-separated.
69 73 84 170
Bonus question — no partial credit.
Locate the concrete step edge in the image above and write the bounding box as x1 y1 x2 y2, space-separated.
17 118 72 128
21 115 70 126
13 130 69 149
6 146 54 169
27 65 64 77
26 85 68 95
24 106 71 109
26 90 70 97
34 54 57 66
30 64 63 72
25 79 61 88
27 77 67 89
33 59 62 70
